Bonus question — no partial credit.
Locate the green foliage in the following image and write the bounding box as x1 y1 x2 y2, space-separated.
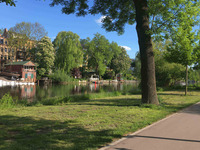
34 36 55 76
0 0 15 6
154 41 185 86
86 33 112 76
134 41 186 87
53 31 83 73
110 42 131 75
50 69 75 82
133 52 141 79
164 1 200 66
50 0 200 37
189 69 200 82
102 70 115 80
0 93 15 108
124 73 136 80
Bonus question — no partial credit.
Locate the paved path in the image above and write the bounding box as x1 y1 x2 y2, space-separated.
100 102 200 150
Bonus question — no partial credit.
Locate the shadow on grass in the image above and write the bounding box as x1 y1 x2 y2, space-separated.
0 115 121 150
75 98 141 107
157 93 184 96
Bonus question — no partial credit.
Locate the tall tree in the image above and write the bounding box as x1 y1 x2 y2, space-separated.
34 36 55 76
9 22 47 41
87 33 113 76
110 42 131 75
53 31 83 73
50 0 200 104
165 3 200 95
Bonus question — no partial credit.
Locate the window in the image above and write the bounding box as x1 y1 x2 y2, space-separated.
8 48 10 53
0 39 3 44
5 48 7 52
4 56 7 60
1 55 3 60
5 41 7 45
8 56 10 60
1 48 3 52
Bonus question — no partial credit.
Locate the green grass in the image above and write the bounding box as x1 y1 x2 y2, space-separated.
0 91 200 150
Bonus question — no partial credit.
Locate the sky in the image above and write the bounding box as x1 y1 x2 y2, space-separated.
0 0 139 59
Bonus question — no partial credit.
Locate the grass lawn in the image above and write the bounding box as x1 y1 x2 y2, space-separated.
0 91 200 150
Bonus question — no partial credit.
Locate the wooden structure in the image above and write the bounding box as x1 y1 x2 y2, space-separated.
4 61 37 82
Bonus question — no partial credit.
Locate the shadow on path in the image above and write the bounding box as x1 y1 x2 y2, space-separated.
127 135 200 143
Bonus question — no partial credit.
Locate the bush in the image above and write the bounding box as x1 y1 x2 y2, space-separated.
0 93 15 108
50 69 75 82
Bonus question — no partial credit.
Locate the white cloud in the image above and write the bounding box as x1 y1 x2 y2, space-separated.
120 46 132 51
95 16 106 24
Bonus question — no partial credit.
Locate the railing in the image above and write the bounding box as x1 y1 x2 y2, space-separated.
23 69 36 72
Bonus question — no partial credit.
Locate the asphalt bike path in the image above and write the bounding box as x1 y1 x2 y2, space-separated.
100 102 200 150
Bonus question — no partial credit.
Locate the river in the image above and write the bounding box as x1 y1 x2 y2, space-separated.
0 82 139 101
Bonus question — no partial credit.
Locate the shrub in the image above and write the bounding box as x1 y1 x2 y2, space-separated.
50 69 75 82
0 93 15 108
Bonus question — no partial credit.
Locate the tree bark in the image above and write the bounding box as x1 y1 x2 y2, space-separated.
185 65 188 96
133 0 159 104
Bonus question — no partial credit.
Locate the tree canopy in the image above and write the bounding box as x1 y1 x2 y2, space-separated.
110 42 131 75
34 36 55 76
86 33 113 76
53 31 83 73
9 22 48 41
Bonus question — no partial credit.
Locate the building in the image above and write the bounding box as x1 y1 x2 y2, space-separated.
4 61 37 82
0 28 34 71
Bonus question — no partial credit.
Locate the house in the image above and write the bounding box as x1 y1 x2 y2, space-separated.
4 61 37 82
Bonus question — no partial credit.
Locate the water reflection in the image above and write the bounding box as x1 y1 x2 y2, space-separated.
0 82 138 101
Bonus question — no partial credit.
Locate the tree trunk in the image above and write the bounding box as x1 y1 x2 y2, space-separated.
133 0 159 104
185 65 188 96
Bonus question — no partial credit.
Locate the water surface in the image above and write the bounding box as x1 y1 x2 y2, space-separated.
0 82 139 101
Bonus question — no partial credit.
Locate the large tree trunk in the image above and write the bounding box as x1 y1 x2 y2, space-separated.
134 0 159 104
185 65 188 96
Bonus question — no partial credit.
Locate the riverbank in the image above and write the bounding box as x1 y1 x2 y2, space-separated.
0 91 200 150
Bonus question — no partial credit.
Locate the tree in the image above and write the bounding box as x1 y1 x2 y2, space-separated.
189 69 200 85
134 45 185 87
34 36 55 76
50 0 200 104
110 42 131 76
153 41 185 87
0 0 15 6
7 22 48 61
86 33 113 76
133 52 141 80
165 8 199 95
9 22 47 41
53 31 83 73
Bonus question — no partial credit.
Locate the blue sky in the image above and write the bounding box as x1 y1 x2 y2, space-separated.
0 0 139 58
